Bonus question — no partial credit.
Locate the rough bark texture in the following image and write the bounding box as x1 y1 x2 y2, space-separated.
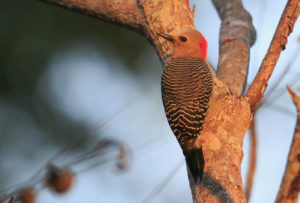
190 80 252 203
212 0 256 96
276 87 300 203
32 0 299 202
246 0 300 111
137 0 195 59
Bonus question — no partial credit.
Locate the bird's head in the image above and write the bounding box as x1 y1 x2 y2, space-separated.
158 29 207 60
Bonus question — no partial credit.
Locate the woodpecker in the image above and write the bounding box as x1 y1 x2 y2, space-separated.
159 29 213 184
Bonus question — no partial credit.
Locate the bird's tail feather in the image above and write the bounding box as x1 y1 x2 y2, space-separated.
184 147 205 184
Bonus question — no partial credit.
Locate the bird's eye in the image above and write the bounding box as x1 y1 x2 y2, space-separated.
179 36 187 42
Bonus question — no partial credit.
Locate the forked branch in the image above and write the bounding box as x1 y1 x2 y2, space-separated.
27 0 298 202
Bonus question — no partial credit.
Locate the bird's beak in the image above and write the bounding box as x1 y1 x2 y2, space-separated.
158 33 175 42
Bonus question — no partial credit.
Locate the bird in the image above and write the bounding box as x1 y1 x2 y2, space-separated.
158 29 214 184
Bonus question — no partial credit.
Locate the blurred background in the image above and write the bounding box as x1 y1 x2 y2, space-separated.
0 0 299 202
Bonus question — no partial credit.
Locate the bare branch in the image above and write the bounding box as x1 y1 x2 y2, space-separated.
142 159 183 203
245 120 257 201
257 44 300 109
38 0 146 33
287 86 300 115
276 86 300 203
38 0 196 61
246 0 300 111
212 0 256 96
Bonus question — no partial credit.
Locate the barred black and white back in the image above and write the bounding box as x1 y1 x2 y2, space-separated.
161 56 213 183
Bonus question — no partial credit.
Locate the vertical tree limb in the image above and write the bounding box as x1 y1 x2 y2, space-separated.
246 0 300 111
276 86 300 203
188 92 252 203
245 119 257 201
212 0 256 96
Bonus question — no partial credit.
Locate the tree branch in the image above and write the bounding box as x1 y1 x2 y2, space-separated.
39 0 196 61
246 0 300 111
245 119 257 201
38 0 146 34
30 0 258 202
137 0 195 59
257 44 300 110
212 0 256 96
276 86 300 203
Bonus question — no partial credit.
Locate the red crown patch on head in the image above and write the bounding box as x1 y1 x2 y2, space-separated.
199 36 207 59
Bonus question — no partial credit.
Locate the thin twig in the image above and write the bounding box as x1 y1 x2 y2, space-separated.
276 86 300 203
245 119 257 201
246 0 300 111
76 135 167 174
259 73 299 109
24 99 135 185
141 159 184 203
0 135 167 202
265 103 296 117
